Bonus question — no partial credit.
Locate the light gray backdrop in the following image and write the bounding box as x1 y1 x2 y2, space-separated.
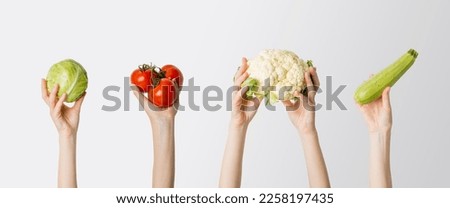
0 0 449 187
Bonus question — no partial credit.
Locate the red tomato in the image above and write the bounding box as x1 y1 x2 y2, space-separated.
148 78 177 107
130 65 154 92
161 64 183 87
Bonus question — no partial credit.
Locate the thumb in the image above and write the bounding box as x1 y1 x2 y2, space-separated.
382 87 391 110
132 86 147 107
282 100 293 107
73 92 86 111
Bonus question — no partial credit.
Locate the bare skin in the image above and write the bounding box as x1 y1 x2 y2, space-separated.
219 58 330 188
282 67 330 188
41 79 86 188
357 87 393 188
132 81 180 188
219 58 261 188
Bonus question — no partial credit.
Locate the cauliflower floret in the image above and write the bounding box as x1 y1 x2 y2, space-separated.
243 49 310 104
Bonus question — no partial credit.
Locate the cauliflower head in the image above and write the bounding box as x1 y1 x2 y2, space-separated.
242 49 312 105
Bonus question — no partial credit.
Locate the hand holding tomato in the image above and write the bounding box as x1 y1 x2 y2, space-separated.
130 64 181 189
132 79 180 121
130 63 183 108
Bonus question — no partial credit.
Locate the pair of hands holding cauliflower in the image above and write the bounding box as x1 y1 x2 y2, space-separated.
221 50 330 188
231 49 319 134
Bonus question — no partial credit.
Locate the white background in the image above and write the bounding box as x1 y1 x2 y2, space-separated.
0 0 449 187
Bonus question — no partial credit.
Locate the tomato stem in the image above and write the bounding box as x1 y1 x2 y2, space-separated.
138 63 155 71
137 62 171 87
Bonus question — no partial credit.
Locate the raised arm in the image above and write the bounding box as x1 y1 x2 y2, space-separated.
219 58 261 188
41 79 85 188
357 87 393 188
132 83 179 188
282 67 330 188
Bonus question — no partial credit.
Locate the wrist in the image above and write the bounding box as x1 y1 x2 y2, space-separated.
369 129 391 141
150 117 175 142
298 128 318 140
59 134 77 149
150 116 175 127
367 122 392 134
229 120 249 131
59 132 77 141
368 127 392 136
297 126 318 137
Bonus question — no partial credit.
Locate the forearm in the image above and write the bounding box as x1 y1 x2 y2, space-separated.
219 122 248 188
150 118 175 188
58 135 77 188
299 130 330 188
369 130 392 188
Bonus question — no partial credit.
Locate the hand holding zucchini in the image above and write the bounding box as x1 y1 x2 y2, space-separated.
354 49 419 104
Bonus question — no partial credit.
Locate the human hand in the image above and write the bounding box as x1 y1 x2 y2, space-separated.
41 79 86 138
230 58 261 127
282 67 320 135
132 81 180 124
357 87 392 133
358 86 393 188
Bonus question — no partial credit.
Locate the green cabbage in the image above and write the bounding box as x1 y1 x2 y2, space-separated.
46 59 88 103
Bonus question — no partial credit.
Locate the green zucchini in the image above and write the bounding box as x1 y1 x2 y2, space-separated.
354 49 418 104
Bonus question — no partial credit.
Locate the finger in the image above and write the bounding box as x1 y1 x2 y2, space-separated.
171 78 181 97
49 84 59 108
305 70 318 100
234 57 248 80
171 77 182 92
307 92 316 106
54 93 67 113
354 100 363 108
282 100 293 107
309 67 320 87
234 86 249 106
73 92 86 111
173 84 181 106
305 71 313 87
246 96 261 111
252 96 261 107
41 79 49 104
234 72 249 87
238 85 249 100
132 87 148 110
132 86 146 106
132 85 155 110
382 87 391 109
239 57 248 74
290 97 302 111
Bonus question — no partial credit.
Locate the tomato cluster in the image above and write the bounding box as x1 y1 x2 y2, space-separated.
130 64 183 108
